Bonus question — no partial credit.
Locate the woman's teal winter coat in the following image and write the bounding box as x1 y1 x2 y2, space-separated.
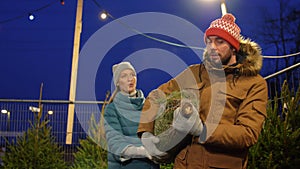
104 90 159 169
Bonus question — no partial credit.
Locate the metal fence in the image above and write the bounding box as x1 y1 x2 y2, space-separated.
0 64 299 166
0 101 104 165
265 63 300 98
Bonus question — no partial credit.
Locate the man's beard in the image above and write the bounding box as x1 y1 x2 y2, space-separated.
220 55 232 65
208 53 232 66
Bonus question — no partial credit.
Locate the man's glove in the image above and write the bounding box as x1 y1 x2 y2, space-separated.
172 100 203 136
122 146 152 160
141 132 168 162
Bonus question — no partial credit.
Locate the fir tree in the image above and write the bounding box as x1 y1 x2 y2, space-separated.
71 92 109 169
1 84 67 169
248 81 300 168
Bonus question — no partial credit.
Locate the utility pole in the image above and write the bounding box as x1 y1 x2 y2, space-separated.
66 0 83 144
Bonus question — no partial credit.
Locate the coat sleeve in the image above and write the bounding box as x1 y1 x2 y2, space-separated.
202 77 268 150
104 104 132 157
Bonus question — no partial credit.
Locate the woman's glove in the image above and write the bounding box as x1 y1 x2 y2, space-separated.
122 146 152 160
141 132 168 161
172 100 203 136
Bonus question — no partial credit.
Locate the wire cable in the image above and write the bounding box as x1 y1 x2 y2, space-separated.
107 13 206 51
262 52 300 59
1 0 299 59
0 0 58 24
92 0 300 58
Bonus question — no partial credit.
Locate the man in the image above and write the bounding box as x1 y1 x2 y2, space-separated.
138 13 268 169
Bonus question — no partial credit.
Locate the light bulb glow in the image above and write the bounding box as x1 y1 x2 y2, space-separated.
28 13 35 21
221 2 227 16
29 106 40 112
99 11 108 20
1 109 8 114
48 110 54 115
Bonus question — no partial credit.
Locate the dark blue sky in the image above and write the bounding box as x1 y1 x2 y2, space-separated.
0 0 299 100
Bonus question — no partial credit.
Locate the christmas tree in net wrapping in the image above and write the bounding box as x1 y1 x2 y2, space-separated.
152 89 198 164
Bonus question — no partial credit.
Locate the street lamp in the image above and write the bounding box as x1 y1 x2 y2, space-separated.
45 110 54 126
29 106 40 113
47 110 53 115
220 0 227 16
1 109 10 131
202 0 227 16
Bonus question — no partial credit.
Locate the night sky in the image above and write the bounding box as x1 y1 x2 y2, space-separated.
0 0 299 101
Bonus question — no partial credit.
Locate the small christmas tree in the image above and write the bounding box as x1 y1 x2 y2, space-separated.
71 92 109 169
71 113 108 169
1 84 67 169
248 81 300 168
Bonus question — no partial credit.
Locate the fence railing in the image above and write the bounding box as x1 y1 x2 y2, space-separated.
265 63 299 98
0 101 105 165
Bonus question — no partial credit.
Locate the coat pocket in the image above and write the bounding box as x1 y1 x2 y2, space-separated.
208 152 243 169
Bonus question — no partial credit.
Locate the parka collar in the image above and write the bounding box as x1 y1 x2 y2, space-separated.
237 38 263 76
114 89 145 110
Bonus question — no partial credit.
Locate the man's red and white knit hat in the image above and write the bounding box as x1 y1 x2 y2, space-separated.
205 13 241 50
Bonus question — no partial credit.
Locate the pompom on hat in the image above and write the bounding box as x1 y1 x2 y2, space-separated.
205 13 241 50
112 61 136 86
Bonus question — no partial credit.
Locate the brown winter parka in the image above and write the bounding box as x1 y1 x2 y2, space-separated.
137 38 268 169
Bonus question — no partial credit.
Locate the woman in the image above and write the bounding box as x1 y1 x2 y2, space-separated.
104 61 159 169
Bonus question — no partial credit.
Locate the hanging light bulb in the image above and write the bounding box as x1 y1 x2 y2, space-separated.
28 13 35 21
98 11 108 20
60 0 65 5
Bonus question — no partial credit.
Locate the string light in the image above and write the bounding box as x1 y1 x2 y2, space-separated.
0 0 60 24
60 0 65 5
90 0 300 58
98 11 108 20
0 0 298 59
92 0 111 21
28 13 35 21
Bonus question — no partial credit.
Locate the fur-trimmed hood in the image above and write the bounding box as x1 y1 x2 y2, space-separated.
237 38 263 76
203 38 263 76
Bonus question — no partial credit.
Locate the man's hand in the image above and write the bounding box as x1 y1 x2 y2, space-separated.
172 100 203 136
